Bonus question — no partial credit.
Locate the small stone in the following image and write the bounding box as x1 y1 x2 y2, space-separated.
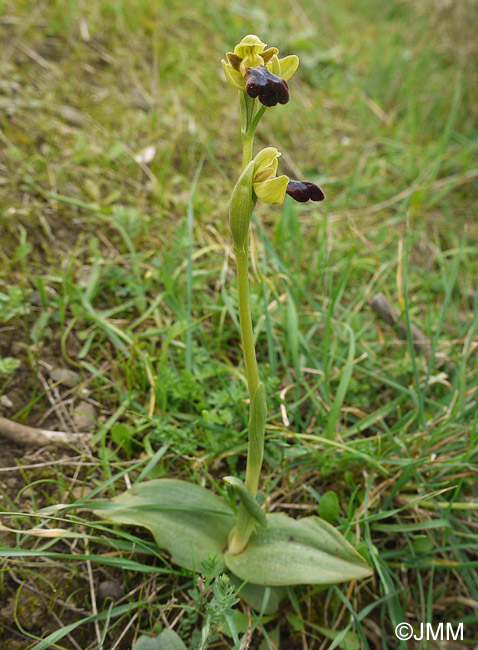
30 290 43 307
97 580 123 606
77 265 93 288
72 401 96 432
50 368 80 388
0 395 14 408
11 341 24 355
59 105 85 126
134 145 156 164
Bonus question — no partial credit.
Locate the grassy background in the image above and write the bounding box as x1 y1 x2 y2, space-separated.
0 0 477 648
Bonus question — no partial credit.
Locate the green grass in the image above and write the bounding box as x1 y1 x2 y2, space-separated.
0 0 477 648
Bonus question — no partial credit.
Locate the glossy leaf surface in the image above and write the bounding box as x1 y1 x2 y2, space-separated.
93 479 234 572
225 513 372 585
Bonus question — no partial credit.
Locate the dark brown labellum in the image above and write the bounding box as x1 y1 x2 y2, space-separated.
286 180 325 202
245 66 289 107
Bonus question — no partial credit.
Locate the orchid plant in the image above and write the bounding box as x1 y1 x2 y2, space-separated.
92 34 371 625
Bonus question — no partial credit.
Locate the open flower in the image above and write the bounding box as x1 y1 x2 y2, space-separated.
229 148 325 251
252 147 289 204
253 147 325 204
222 35 299 107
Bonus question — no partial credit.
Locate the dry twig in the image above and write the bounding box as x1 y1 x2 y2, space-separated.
0 416 91 448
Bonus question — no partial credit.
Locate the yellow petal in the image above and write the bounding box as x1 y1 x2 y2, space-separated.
279 55 299 81
267 54 281 76
240 52 265 76
253 175 289 205
262 47 279 64
222 60 246 90
254 167 276 183
253 147 281 176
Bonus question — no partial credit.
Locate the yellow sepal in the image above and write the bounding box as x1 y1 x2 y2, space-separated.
222 60 246 90
267 54 281 76
278 55 299 81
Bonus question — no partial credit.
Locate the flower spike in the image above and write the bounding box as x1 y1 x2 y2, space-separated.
222 36 331 563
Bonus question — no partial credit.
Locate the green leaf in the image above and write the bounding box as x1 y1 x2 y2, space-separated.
229 574 285 614
258 623 280 650
225 513 372 586
111 422 133 454
247 382 267 486
0 357 20 375
286 614 303 631
92 479 234 572
132 630 188 650
287 294 299 372
229 161 254 252
221 610 276 638
318 490 340 523
307 622 360 650
224 476 267 528
325 323 355 440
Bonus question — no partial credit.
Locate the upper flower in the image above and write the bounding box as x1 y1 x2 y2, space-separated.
222 35 299 107
253 147 325 205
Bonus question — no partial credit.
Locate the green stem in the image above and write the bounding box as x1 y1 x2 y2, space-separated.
241 133 253 170
246 105 267 138
228 95 266 556
236 249 259 399
238 103 261 486
228 505 256 555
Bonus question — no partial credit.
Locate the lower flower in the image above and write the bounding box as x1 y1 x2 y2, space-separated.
253 147 325 205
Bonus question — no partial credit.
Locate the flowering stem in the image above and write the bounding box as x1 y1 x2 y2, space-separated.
237 115 259 397
241 133 254 171
228 96 266 555
235 250 259 400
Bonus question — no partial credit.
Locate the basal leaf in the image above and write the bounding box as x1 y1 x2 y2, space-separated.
225 513 372 586
318 490 340 523
92 479 234 572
